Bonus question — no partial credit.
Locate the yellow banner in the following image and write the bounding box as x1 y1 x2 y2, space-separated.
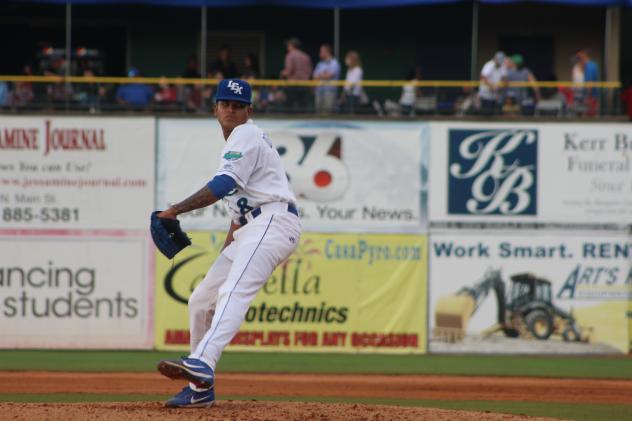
155 232 427 354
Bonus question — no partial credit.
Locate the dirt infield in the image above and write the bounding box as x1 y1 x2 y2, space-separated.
0 401 555 421
2 371 632 420
2 371 632 403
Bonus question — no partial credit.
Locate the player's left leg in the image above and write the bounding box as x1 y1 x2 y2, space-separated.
191 212 300 369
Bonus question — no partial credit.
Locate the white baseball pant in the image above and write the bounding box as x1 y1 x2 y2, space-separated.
187 204 300 373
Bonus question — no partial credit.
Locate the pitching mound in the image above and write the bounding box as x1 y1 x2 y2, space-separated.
0 401 556 420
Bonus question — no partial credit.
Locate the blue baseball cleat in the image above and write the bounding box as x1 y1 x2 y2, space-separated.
165 385 215 408
157 357 215 388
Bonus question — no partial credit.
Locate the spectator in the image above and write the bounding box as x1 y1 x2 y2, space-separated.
622 84 632 121
504 54 540 114
241 53 260 79
43 55 68 106
0 81 9 108
73 68 103 112
183 55 201 79
340 50 364 114
280 37 313 112
116 67 153 109
312 44 340 114
182 55 202 112
478 51 507 114
154 76 178 110
575 49 600 115
399 66 423 116
210 45 239 79
13 65 34 107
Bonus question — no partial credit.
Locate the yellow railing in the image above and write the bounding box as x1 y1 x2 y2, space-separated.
0 75 622 89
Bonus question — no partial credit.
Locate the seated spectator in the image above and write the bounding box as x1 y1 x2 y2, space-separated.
116 67 153 109
183 55 201 79
478 51 507 115
154 77 178 110
72 68 104 111
242 53 260 79
13 65 34 107
43 56 69 106
622 84 632 121
0 81 10 107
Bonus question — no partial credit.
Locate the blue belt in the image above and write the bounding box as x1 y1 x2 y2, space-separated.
239 203 298 226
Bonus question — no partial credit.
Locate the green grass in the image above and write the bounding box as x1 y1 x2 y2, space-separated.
1 393 630 421
0 350 631 379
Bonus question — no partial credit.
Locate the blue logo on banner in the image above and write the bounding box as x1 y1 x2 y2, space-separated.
448 129 537 215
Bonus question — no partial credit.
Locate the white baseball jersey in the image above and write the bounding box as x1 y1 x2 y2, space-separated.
215 119 297 223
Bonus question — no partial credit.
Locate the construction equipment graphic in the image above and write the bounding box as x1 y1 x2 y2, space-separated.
433 268 591 343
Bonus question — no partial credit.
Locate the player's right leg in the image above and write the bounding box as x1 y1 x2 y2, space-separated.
189 244 235 352
157 243 236 405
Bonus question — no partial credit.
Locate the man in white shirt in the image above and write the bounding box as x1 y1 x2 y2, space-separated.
155 79 301 408
478 51 507 114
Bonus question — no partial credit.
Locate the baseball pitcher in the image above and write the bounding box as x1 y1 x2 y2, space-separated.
153 79 301 407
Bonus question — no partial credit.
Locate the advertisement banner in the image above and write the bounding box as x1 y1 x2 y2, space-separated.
157 119 428 233
429 231 631 354
0 116 155 230
428 122 632 224
0 232 154 349
155 232 427 354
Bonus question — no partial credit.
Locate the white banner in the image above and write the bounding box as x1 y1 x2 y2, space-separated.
0 116 155 230
0 232 153 349
157 119 428 233
429 231 631 354
428 122 632 224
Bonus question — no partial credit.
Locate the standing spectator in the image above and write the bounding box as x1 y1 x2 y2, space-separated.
183 55 201 79
280 37 313 112
13 65 34 107
241 53 260 79
576 49 600 115
478 51 507 114
312 44 340 114
504 54 540 114
399 66 423 116
182 55 202 111
210 45 239 79
116 67 153 109
340 50 364 114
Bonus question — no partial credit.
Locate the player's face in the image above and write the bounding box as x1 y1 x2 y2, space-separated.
215 100 253 131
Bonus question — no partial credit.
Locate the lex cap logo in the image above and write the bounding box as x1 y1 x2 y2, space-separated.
227 80 243 95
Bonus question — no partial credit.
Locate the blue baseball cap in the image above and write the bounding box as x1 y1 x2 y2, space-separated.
215 79 252 104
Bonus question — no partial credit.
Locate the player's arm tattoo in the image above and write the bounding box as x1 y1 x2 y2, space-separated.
172 186 219 216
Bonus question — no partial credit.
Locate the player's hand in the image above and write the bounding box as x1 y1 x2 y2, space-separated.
157 208 178 220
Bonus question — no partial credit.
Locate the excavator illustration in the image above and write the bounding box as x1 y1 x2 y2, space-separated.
433 269 591 343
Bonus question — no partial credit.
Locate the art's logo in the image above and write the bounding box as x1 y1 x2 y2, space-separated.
227 80 243 95
448 129 537 215
272 131 349 202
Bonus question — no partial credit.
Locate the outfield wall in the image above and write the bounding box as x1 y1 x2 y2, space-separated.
1 116 629 353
